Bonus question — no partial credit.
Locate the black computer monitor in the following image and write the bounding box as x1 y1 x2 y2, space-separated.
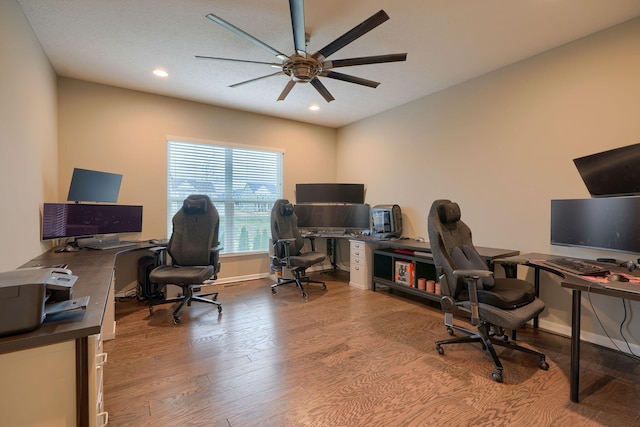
67 168 123 203
573 142 640 197
42 203 143 240
295 183 365 204
550 197 640 254
293 204 370 231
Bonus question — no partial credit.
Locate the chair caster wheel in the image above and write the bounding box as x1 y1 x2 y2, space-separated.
173 316 181 324
149 306 154 315
271 288 277 295
217 305 222 314
436 344 444 355
322 284 327 290
301 292 307 299
539 359 549 370
446 327 454 336
491 370 503 383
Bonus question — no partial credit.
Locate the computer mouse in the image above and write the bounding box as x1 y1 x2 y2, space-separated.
608 273 630 282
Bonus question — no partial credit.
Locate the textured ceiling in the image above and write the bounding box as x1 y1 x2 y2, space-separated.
17 0 640 128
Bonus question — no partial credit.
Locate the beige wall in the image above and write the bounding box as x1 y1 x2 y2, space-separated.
337 18 640 347
0 0 58 271
57 78 337 280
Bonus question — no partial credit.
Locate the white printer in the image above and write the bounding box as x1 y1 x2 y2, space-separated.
0 268 89 337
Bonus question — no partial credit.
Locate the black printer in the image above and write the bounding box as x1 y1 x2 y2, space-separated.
0 268 89 337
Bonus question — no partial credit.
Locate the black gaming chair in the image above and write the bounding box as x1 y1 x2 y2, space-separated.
270 199 326 298
149 194 222 324
427 199 548 382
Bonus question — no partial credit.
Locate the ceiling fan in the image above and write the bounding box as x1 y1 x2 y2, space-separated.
196 0 407 102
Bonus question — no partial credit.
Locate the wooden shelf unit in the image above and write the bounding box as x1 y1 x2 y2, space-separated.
372 241 520 304
372 248 441 302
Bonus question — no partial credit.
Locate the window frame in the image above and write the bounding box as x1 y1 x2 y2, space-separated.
166 136 284 256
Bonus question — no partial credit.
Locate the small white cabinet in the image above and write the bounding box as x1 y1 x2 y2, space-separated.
349 239 374 290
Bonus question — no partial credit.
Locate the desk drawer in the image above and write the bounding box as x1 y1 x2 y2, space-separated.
351 264 367 284
351 241 365 251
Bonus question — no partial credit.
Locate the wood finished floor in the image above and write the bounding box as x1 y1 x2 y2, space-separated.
104 274 640 426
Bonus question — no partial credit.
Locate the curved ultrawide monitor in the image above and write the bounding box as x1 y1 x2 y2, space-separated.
293 204 370 230
42 203 143 240
551 197 640 254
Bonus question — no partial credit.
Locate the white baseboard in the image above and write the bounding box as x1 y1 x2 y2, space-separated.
204 273 270 286
538 318 640 355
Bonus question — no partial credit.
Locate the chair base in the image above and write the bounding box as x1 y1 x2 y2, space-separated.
148 285 221 324
271 272 326 298
435 322 549 382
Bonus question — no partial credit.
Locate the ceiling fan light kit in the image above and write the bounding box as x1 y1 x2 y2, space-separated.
197 0 407 103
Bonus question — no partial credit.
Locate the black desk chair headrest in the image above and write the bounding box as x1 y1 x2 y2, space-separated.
279 202 294 217
437 201 461 224
183 195 210 215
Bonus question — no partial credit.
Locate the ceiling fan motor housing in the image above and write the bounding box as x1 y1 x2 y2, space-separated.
283 56 321 82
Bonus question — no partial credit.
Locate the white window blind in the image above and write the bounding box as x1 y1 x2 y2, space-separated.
167 139 283 255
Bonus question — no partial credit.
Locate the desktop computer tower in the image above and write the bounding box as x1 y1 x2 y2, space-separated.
137 256 164 301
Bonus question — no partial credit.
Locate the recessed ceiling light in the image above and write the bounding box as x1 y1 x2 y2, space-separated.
153 69 168 78
309 104 320 111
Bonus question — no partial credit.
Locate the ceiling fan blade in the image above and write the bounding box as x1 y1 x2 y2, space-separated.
206 13 288 60
324 53 407 69
289 0 306 55
229 72 283 88
277 80 296 101
310 78 335 102
320 71 380 88
195 56 281 68
313 10 389 61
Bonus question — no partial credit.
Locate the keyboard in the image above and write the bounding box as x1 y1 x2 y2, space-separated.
544 257 609 276
85 240 137 250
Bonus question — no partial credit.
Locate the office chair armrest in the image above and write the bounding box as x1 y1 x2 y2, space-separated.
453 269 494 326
274 238 296 267
208 246 223 276
453 269 493 278
493 258 527 278
148 245 168 266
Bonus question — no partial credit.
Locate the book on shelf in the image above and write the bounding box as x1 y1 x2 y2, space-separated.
395 260 415 286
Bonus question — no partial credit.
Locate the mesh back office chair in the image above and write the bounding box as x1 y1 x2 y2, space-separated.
270 199 326 298
149 194 222 324
427 199 548 382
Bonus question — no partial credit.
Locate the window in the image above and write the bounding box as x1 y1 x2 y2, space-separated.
167 138 283 255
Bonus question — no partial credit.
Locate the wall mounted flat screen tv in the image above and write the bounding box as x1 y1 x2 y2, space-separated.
296 183 365 204
42 203 143 240
573 142 640 197
294 204 370 230
550 197 640 254
67 168 123 203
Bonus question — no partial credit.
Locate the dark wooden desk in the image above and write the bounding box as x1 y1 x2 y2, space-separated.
0 242 154 426
496 253 640 403
561 275 640 403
